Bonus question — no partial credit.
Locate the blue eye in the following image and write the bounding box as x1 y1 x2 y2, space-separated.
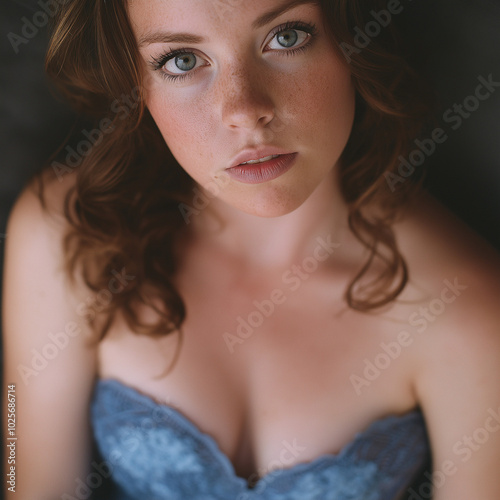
277 30 298 47
150 48 208 81
271 29 308 49
165 52 199 74
266 22 316 51
150 21 318 82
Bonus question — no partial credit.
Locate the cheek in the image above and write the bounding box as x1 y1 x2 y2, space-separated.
298 59 354 142
146 91 216 179
266 48 355 159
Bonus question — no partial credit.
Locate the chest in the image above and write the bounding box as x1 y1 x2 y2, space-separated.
98 316 417 482
97 258 417 481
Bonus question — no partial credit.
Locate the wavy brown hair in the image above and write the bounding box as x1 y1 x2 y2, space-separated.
42 0 433 339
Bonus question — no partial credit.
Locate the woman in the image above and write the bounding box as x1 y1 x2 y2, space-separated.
3 0 500 499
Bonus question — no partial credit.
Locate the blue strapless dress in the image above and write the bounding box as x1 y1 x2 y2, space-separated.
91 378 430 500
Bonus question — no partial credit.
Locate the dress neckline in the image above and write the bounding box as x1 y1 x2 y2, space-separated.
93 377 426 490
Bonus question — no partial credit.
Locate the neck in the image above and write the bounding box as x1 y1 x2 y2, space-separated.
190 169 350 269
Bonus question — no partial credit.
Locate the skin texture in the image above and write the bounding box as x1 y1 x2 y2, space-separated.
131 0 355 219
3 1 500 499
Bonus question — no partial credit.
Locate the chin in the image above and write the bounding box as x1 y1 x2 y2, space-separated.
228 186 312 218
245 205 300 219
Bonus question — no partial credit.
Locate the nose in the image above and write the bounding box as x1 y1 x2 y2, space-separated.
219 64 276 130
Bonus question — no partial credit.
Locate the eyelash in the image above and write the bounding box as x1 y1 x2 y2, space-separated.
150 48 200 82
149 20 318 82
266 21 318 55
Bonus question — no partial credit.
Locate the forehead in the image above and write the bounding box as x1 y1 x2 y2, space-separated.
127 0 320 39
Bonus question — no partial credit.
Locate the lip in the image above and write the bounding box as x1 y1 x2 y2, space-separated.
230 147 295 169
226 149 298 184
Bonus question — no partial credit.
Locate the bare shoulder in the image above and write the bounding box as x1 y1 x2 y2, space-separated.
394 193 500 499
3 171 99 498
394 190 500 373
392 191 500 361
4 171 80 302
3 168 95 377
398 191 500 283
7 168 75 243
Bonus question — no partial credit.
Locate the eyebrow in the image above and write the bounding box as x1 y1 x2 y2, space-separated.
138 32 205 48
252 0 318 29
138 0 318 48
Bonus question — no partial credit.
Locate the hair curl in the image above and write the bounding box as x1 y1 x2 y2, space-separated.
42 0 433 339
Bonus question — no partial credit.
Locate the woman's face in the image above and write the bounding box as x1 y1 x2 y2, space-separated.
129 0 355 218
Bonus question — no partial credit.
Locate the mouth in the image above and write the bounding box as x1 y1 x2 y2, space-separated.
239 154 281 165
226 152 298 184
